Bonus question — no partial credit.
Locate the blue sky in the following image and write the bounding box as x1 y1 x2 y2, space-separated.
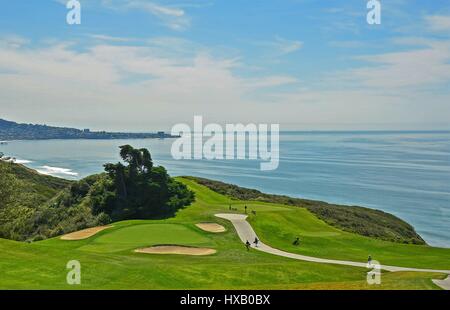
0 0 450 130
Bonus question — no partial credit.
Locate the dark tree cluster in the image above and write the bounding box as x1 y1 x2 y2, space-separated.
92 145 194 220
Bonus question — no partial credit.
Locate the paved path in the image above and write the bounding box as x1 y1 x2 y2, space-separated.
215 213 450 290
432 276 450 290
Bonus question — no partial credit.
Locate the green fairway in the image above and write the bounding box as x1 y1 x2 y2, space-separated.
0 177 448 290
79 223 211 253
248 207 450 270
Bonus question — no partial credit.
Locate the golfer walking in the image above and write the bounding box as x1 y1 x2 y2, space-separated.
245 240 251 251
254 237 259 248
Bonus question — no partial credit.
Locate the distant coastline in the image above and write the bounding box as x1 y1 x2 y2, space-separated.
0 118 178 140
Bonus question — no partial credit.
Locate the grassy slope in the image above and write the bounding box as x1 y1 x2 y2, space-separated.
0 161 72 202
248 208 450 270
185 176 425 244
180 179 450 270
0 178 447 289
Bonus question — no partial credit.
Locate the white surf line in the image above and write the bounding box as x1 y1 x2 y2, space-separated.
215 213 450 289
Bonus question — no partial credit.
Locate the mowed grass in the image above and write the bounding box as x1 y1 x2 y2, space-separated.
79 223 211 253
250 272 448 290
0 178 448 290
248 207 450 270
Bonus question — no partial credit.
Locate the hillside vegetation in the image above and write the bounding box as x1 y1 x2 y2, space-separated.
0 159 106 241
5 160 72 201
184 176 425 245
0 146 193 241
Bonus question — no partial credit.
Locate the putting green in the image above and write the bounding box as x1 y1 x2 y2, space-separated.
79 223 211 253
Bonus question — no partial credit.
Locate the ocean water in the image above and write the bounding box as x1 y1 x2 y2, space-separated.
1 131 449 247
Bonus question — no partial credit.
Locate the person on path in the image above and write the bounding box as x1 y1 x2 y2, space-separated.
245 240 251 251
368 255 372 264
254 237 259 248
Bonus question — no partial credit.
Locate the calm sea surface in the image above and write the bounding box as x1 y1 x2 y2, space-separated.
1 131 449 247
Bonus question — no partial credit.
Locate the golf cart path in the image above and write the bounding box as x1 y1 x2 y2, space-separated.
215 213 450 290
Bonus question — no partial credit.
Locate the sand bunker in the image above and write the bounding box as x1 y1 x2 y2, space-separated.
135 245 216 256
195 223 226 233
60 226 112 240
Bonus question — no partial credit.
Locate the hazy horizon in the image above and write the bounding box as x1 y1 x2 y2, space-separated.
2 116 450 132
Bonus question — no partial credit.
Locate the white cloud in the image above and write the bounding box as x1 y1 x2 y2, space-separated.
54 0 191 30
245 76 297 89
88 34 136 42
263 83 450 130
328 40 367 49
0 35 30 49
1 33 449 130
129 1 184 17
0 38 297 130
425 15 450 32
273 36 303 55
325 39 450 90
254 36 303 58
101 0 190 30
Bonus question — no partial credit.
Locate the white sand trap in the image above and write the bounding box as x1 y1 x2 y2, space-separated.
195 222 226 233
135 245 216 256
60 226 112 240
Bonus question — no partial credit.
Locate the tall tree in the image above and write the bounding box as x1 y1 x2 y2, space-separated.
99 145 194 220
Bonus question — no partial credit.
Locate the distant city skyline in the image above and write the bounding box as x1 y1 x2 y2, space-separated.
1 0 450 131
